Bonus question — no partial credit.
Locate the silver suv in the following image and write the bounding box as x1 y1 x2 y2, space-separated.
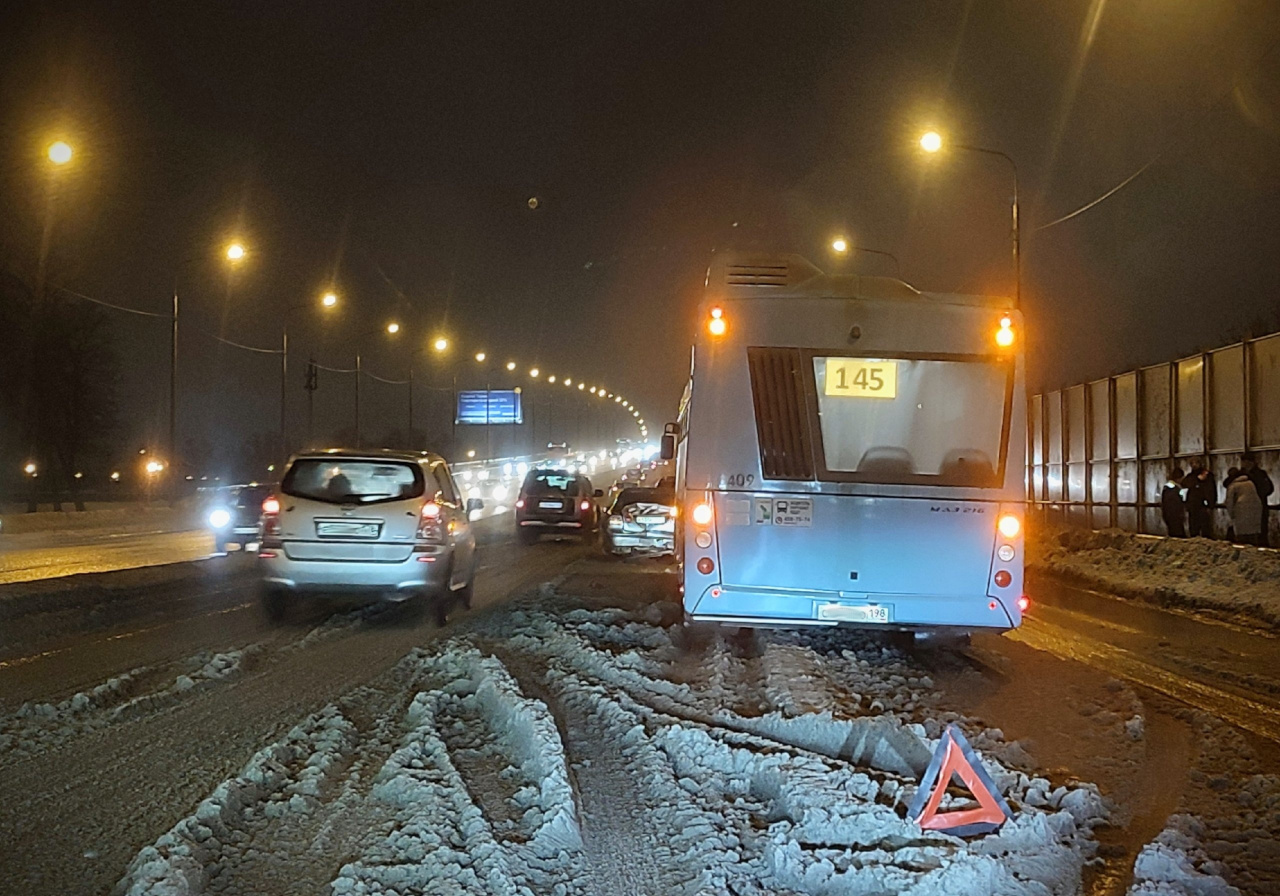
258 449 481 623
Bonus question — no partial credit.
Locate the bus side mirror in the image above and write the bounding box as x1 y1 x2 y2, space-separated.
660 432 676 460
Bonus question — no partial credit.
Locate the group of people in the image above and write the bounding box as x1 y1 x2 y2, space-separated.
1161 453 1273 546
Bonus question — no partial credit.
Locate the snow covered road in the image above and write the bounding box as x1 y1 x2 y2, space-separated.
4 524 1280 894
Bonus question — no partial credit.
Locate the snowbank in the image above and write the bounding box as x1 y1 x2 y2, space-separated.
0 501 199 536
1127 815 1241 896
1029 526 1280 628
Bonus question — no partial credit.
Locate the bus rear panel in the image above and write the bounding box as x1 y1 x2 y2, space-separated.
673 254 1027 633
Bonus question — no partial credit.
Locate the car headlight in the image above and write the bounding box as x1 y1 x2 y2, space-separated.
208 508 232 529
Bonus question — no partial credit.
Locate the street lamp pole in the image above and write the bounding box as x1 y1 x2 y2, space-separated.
952 143 1019 308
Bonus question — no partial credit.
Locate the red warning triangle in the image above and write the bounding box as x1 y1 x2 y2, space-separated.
909 724 1013 836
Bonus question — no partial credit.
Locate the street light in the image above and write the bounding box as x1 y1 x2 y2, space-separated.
506 361 516 371
47 141 73 165
828 235 902 277
475 351 486 362
433 337 448 352
920 131 943 153
321 292 338 307
530 367 540 378
23 462 36 476
918 129 1020 307
225 242 246 262
548 375 557 383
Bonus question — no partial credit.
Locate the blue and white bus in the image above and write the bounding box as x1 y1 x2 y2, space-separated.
660 253 1027 636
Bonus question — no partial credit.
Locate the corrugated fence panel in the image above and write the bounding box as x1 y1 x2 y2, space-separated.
1089 380 1110 460
1140 365 1170 458
1066 385 1087 464
1175 356 1205 456
1208 345 1244 452
1115 373 1137 459
1251 335 1280 448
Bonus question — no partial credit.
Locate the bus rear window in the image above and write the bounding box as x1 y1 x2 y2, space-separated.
812 356 1009 487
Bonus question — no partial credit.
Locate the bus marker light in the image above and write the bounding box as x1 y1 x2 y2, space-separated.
711 587 722 598
695 531 712 549
691 502 713 526
997 514 1020 538
988 600 998 610
993 570 1012 588
696 557 714 575
1017 595 1030 613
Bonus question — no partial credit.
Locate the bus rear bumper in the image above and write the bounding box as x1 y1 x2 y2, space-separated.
687 585 1019 631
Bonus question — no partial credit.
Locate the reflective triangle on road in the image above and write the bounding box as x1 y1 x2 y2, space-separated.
907 723 1013 837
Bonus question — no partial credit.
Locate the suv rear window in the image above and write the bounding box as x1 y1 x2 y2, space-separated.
523 471 581 496
281 458 426 505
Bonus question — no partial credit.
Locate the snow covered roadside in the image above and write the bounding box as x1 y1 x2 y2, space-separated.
1028 525 1280 629
117 592 1116 896
1126 815 1240 896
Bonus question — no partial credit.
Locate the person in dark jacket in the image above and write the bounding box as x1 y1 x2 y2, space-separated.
1242 453 1274 547
1161 467 1186 538
1183 464 1216 539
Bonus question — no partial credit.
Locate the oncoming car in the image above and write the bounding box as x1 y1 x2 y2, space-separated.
602 485 676 557
257 450 482 622
206 483 272 554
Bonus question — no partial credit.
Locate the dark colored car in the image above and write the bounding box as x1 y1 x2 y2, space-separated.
207 484 273 553
515 469 601 544
602 486 676 557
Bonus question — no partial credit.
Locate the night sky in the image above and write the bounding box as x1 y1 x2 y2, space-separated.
3 1 1279 459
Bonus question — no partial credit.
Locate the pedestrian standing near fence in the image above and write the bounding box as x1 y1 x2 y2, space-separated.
1241 453 1274 547
1183 464 1216 539
1226 468 1264 546
1161 467 1186 538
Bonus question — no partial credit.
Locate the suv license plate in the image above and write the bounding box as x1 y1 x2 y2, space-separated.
818 603 891 624
316 521 380 538
538 501 562 509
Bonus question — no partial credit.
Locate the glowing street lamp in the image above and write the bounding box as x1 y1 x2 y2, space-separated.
529 367 540 378
225 242 246 262
433 336 448 352
918 128 1020 306
23 462 37 476
321 292 338 307
467 449 477 458
548 375 557 383
47 141 73 165
506 361 516 371
831 236 849 254
475 351 486 362
386 322 401 335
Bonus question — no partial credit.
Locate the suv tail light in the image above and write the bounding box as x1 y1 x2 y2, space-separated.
579 499 591 513
261 495 282 542
417 501 445 544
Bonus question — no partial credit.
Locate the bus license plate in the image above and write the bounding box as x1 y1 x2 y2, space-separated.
818 603 891 624
824 359 897 399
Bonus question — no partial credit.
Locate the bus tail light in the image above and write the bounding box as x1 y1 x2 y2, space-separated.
993 570 1012 588
708 307 727 337
696 557 715 575
691 502 713 526
996 314 1015 347
1017 594 1030 613
997 514 1021 539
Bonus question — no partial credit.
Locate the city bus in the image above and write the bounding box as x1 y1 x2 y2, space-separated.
660 253 1027 637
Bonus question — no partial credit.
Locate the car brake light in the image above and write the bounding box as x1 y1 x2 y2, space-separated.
262 496 280 515
997 514 1020 538
421 501 441 519
580 500 591 512
515 498 525 509
691 502 712 526
418 501 445 544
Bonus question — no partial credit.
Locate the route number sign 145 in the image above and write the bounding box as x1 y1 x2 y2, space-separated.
824 359 897 399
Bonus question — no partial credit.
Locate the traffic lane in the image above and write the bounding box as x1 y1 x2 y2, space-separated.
0 517 591 896
0 528 215 585
0 513 535 708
